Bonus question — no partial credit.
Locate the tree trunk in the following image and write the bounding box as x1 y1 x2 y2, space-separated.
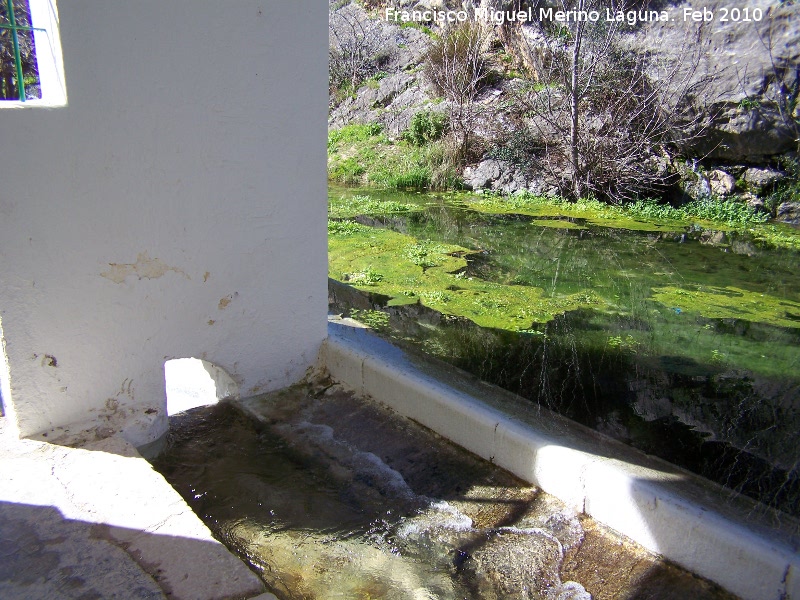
570 9 584 199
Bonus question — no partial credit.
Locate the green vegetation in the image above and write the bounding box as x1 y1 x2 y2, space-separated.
399 21 438 39
607 334 640 353
738 97 761 111
349 309 391 332
328 194 419 218
750 224 800 252
627 197 769 227
328 185 800 382
402 110 448 146
461 192 779 234
327 219 370 236
328 122 797 246
329 220 605 330
462 193 685 232
327 123 385 152
342 266 384 285
650 285 800 329
364 71 388 89
769 156 800 212
328 123 461 190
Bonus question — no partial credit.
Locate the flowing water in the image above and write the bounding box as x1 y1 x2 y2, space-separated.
328 185 800 520
152 386 736 600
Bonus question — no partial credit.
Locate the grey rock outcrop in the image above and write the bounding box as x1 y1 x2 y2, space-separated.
496 0 799 162
776 201 800 225
742 193 767 213
639 0 800 161
708 169 737 197
743 167 786 193
329 2 436 136
463 159 555 195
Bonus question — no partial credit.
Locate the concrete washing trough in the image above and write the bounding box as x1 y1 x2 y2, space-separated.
0 317 797 598
320 317 800 600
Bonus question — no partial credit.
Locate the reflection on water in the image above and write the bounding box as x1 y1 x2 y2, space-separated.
328 185 800 518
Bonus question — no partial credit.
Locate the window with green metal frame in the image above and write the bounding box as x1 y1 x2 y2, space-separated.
0 0 41 101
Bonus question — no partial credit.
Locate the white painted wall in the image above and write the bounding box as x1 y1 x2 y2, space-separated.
0 1 328 449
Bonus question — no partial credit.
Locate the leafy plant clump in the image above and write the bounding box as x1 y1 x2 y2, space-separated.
343 266 384 285
329 194 418 218
402 110 448 146
328 219 369 236
627 198 769 227
349 309 391 331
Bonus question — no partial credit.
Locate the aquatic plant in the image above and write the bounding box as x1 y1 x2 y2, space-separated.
329 194 418 218
328 219 369 236
329 223 606 330
650 285 800 329
343 266 384 285
349 308 390 331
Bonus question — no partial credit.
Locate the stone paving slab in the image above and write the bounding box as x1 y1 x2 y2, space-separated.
0 418 266 600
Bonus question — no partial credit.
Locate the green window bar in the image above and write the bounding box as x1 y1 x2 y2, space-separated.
0 0 43 101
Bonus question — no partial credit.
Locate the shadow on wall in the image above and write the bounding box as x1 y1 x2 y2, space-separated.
164 358 239 416
0 315 8 418
0 500 264 599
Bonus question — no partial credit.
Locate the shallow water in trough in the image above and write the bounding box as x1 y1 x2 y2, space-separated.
152 385 735 600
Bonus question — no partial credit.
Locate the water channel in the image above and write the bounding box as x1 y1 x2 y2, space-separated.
152 386 735 600
327 185 800 520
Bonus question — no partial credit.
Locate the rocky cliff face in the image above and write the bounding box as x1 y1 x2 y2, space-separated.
466 0 799 161
635 0 799 162
330 0 799 211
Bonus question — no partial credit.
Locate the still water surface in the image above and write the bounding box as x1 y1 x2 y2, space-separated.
328 185 800 518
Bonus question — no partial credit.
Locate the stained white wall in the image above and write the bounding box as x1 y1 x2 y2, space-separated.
0 0 328 449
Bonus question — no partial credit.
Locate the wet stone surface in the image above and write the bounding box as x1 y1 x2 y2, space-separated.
152 384 736 600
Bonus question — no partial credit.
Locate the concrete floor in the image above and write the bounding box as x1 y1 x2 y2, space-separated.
0 417 273 600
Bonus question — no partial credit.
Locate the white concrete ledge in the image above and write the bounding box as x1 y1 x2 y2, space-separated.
0 419 266 600
320 319 800 600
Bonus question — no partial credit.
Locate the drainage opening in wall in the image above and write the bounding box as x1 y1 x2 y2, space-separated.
164 358 238 416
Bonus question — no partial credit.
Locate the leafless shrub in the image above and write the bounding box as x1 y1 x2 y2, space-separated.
329 3 390 93
510 0 710 202
425 21 491 163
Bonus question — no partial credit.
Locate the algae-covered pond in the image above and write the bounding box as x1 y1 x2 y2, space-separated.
328 185 800 518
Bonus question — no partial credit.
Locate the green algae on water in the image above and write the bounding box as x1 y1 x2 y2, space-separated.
650 285 800 329
461 194 688 233
329 224 605 330
328 194 422 219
